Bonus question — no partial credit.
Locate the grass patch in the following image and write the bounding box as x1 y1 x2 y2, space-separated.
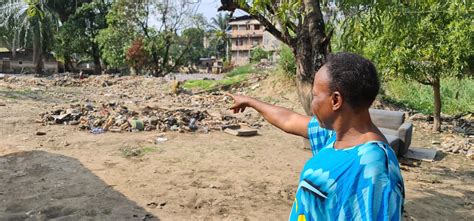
120 146 159 158
383 77 474 115
225 64 253 77
0 88 40 100
183 64 255 91
182 80 216 90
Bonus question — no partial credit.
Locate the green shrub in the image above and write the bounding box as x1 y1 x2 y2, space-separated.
383 77 474 115
183 65 255 91
250 47 269 63
278 44 296 79
226 64 253 77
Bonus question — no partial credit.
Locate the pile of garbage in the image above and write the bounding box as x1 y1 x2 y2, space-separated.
38 101 249 134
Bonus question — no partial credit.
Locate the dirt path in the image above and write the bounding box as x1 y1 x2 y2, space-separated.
0 75 473 220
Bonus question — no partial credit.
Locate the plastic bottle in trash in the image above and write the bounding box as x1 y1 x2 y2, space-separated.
188 118 198 131
90 128 105 134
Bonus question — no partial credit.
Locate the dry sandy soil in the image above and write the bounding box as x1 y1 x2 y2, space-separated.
0 74 473 221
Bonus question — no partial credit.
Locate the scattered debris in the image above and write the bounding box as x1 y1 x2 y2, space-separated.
35 131 46 136
90 128 105 134
38 100 257 134
155 137 168 144
223 125 258 136
404 148 438 162
467 149 474 160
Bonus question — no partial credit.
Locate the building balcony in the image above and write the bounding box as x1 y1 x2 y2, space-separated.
230 30 264 38
231 44 262 51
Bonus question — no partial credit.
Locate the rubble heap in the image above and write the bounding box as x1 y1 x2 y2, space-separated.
38 102 252 133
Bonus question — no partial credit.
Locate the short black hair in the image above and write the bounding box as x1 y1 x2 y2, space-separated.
325 52 380 109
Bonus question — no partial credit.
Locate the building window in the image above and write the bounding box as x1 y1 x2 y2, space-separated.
253 39 259 46
255 25 260 30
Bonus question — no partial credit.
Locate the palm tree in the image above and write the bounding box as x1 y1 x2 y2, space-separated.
209 12 230 60
0 0 58 75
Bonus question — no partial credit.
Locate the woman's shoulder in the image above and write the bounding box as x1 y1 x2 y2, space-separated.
356 141 391 164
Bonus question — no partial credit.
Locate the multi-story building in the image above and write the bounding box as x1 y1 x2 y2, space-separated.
229 15 280 65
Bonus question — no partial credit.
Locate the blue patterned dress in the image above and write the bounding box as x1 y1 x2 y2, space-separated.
289 117 405 221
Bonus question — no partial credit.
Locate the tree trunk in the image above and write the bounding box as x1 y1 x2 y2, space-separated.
294 0 329 115
151 50 159 76
91 43 102 75
432 78 442 131
64 56 74 72
11 33 17 58
292 0 329 149
33 31 44 75
217 0 329 148
159 40 172 77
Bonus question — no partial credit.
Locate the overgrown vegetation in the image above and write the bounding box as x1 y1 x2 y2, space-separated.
225 64 253 77
0 0 230 76
335 0 472 130
383 78 474 116
277 44 296 79
183 65 255 91
250 47 270 63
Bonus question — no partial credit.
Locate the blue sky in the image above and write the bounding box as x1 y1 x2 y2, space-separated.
197 0 246 21
197 0 220 20
149 1 246 29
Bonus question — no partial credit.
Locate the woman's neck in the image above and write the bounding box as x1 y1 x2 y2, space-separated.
332 110 384 149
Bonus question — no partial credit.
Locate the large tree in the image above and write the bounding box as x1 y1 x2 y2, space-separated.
48 0 95 72
96 0 140 70
336 0 473 131
0 0 58 75
218 0 332 116
97 0 204 76
209 12 231 59
55 0 109 74
1 0 90 74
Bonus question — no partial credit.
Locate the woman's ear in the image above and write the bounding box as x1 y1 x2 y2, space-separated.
331 91 343 111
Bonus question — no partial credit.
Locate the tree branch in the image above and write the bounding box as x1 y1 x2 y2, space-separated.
415 78 433 86
218 1 294 46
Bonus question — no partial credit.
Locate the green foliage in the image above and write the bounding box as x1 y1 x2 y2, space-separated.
226 64 253 77
208 13 231 59
335 0 473 122
96 0 204 74
55 0 109 64
278 44 296 78
183 74 250 91
180 28 206 65
337 0 473 82
384 77 474 115
0 1 57 49
184 64 255 91
250 47 269 63
245 0 302 38
96 0 139 68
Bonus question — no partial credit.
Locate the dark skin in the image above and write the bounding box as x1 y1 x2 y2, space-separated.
227 65 387 149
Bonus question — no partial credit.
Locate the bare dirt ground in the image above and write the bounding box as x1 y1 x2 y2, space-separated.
0 73 473 221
